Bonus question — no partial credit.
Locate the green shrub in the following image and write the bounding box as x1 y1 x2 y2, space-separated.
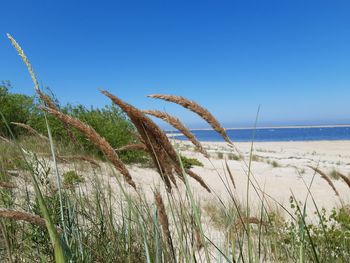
252 154 260 162
271 160 280 168
63 171 84 186
180 155 204 170
217 152 224 159
329 169 340 180
0 83 148 164
0 82 35 137
228 153 241 160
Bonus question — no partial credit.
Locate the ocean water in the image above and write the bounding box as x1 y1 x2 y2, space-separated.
168 126 350 142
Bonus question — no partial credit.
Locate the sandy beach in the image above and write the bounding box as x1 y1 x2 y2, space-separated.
125 140 350 217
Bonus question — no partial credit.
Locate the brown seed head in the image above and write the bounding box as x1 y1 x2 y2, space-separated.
143 110 209 158
147 94 232 144
308 166 339 196
11 122 48 140
41 106 136 189
101 90 180 190
0 208 46 228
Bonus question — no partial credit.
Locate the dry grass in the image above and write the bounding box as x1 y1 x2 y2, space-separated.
154 191 175 256
0 135 11 143
337 172 350 189
0 182 16 189
234 216 266 229
37 90 79 145
147 94 232 144
116 143 148 152
41 105 136 189
225 159 236 189
186 170 211 192
102 90 180 191
58 155 100 167
102 90 211 193
11 122 48 141
308 166 340 196
143 110 209 158
0 208 46 228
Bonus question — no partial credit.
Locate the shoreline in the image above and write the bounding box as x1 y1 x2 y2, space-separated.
169 137 350 144
166 124 350 132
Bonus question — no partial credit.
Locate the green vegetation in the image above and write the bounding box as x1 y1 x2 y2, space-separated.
217 152 224 159
271 160 280 168
330 169 340 180
1 36 350 262
228 152 241 160
252 154 260 162
180 155 204 169
62 171 84 186
0 83 147 164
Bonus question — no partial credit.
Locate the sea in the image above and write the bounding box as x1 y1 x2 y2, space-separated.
167 126 350 142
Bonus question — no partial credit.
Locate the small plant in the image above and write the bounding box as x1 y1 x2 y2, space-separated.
63 171 84 186
271 160 280 168
228 153 241 161
252 154 260 162
217 152 224 159
180 155 204 169
329 169 340 180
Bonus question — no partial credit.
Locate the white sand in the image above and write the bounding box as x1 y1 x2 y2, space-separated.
49 140 350 219
127 140 350 216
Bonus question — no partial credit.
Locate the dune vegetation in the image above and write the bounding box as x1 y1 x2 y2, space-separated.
1 35 350 263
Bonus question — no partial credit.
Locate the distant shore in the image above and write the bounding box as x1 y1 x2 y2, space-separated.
166 124 350 132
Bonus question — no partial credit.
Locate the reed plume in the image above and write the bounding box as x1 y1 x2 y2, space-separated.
116 143 148 152
308 166 339 196
147 94 232 144
154 191 175 257
101 91 211 192
0 208 46 228
101 90 181 191
337 172 350 189
186 170 211 192
41 106 136 189
7 34 40 92
58 155 100 167
0 136 10 143
193 227 204 250
143 110 209 157
225 159 236 189
0 182 16 189
11 122 48 140
38 90 79 145
234 216 266 229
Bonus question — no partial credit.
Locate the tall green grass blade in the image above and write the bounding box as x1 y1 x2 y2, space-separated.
0 112 68 262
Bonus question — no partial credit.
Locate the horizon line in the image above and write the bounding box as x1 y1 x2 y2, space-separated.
165 123 350 132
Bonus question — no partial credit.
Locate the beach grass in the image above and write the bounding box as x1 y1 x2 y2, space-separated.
0 35 350 262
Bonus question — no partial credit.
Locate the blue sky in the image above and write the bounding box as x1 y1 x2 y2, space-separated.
1 0 350 128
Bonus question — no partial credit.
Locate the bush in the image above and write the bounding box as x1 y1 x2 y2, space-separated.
63 171 84 186
329 169 340 180
228 153 241 160
0 82 35 137
217 152 224 159
180 155 204 170
0 83 148 163
271 160 280 168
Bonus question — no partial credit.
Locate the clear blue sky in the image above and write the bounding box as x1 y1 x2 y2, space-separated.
1 0 350 128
